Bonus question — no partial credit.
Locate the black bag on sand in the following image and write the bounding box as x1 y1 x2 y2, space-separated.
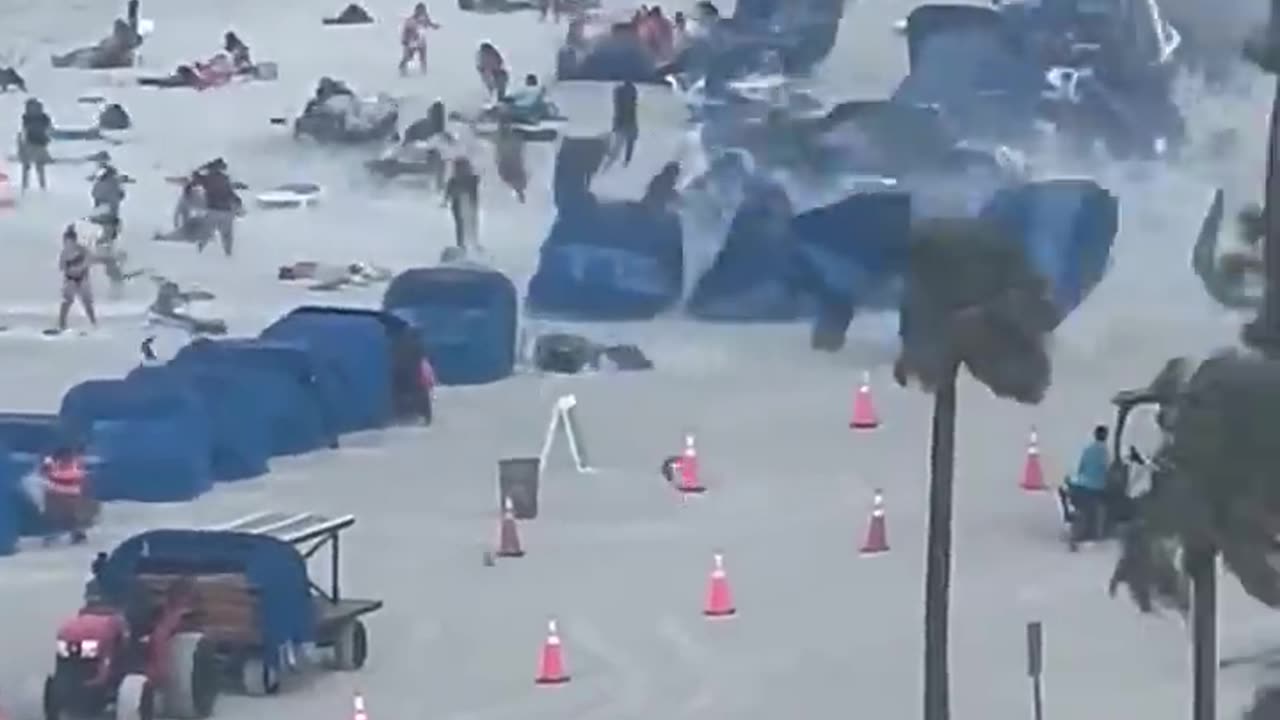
323 3 374 24
534 333 595 374
98 103 131 130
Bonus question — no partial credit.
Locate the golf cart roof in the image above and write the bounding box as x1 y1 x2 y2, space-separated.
1112 388 1164 408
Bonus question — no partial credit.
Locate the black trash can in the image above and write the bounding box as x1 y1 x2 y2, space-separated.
498 457 540 519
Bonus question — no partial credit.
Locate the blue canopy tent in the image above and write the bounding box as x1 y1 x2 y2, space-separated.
100 530 315 670
383 267 518 386
979 178 1119 321
127 365 271 482
59 377 213 502
261 307 399 433
0 413 65 460
527 137 684 320
893 4 1045 145
170 339 338 456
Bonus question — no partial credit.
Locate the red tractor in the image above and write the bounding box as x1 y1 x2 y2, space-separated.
42 579 218 720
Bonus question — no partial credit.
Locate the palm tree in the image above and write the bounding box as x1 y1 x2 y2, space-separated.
1110 351 1280 720
894 217 1058 720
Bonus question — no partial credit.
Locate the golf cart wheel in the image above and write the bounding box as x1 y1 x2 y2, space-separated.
239 657 280 696
42 674 64 720
331 619 368 670
115 674 155 720
162 632 219 718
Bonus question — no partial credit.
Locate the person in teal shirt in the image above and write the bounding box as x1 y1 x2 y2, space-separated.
1067 424 1110 539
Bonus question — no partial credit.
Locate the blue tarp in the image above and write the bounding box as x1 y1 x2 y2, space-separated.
170 339 337 456
0 413 65 460
261 307 396 433
383 266 518 386
100 530 315 670
689 188 914 321
60 378 213 502
528 137 684 320
980 178 1118 321
127 365 270 482
0 444 19 555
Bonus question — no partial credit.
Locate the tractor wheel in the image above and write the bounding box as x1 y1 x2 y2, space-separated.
239 657 280 696
331 619 368 670
42 675 64 720
114 674 155 720
161 632 219 718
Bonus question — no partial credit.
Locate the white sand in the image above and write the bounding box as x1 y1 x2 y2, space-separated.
0 0 1278 717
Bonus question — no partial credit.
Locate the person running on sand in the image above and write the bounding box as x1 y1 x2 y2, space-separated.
494 122 527 203
194 158 241 257
18 98 52 192
399 3 440 75
56 224 98 333
442 157 480 250
476 42 508 98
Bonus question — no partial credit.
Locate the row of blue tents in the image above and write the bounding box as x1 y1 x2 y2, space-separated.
0 265 521 555
526 138 1120 326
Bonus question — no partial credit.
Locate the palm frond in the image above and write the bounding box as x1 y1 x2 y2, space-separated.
1110 496 1191 614
895 217 1055 403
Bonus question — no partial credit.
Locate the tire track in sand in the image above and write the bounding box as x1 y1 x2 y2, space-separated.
656 614 722 718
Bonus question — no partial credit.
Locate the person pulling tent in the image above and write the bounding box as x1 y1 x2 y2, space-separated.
52 18 142 69
368 101 462 184
293 77 399 143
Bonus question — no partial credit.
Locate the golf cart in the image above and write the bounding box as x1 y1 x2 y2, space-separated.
1059 388 1151 550
43 511 381 719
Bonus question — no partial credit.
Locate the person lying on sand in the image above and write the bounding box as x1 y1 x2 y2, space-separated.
277 261 394 291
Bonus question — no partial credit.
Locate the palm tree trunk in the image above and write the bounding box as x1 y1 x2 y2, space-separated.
1246 1 1280 353
1187 544 1218 720
924 359 960 720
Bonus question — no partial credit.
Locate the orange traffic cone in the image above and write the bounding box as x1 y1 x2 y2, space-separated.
497 496 524 558
860 489 889 555
703 552 736 618
676 433 706 494
536 618 570 684
1020 427 1048 492
849 371 879 429
352 691 369 720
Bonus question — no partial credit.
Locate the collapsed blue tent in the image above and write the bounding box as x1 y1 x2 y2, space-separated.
59 377 213 502
689 189 914 321
980 178 1119 321
127 365 271 482
687 178 809 321
102 530 315 669
262 307 399 433
171 339 337 456
383 266 518 386
527 137 684 320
